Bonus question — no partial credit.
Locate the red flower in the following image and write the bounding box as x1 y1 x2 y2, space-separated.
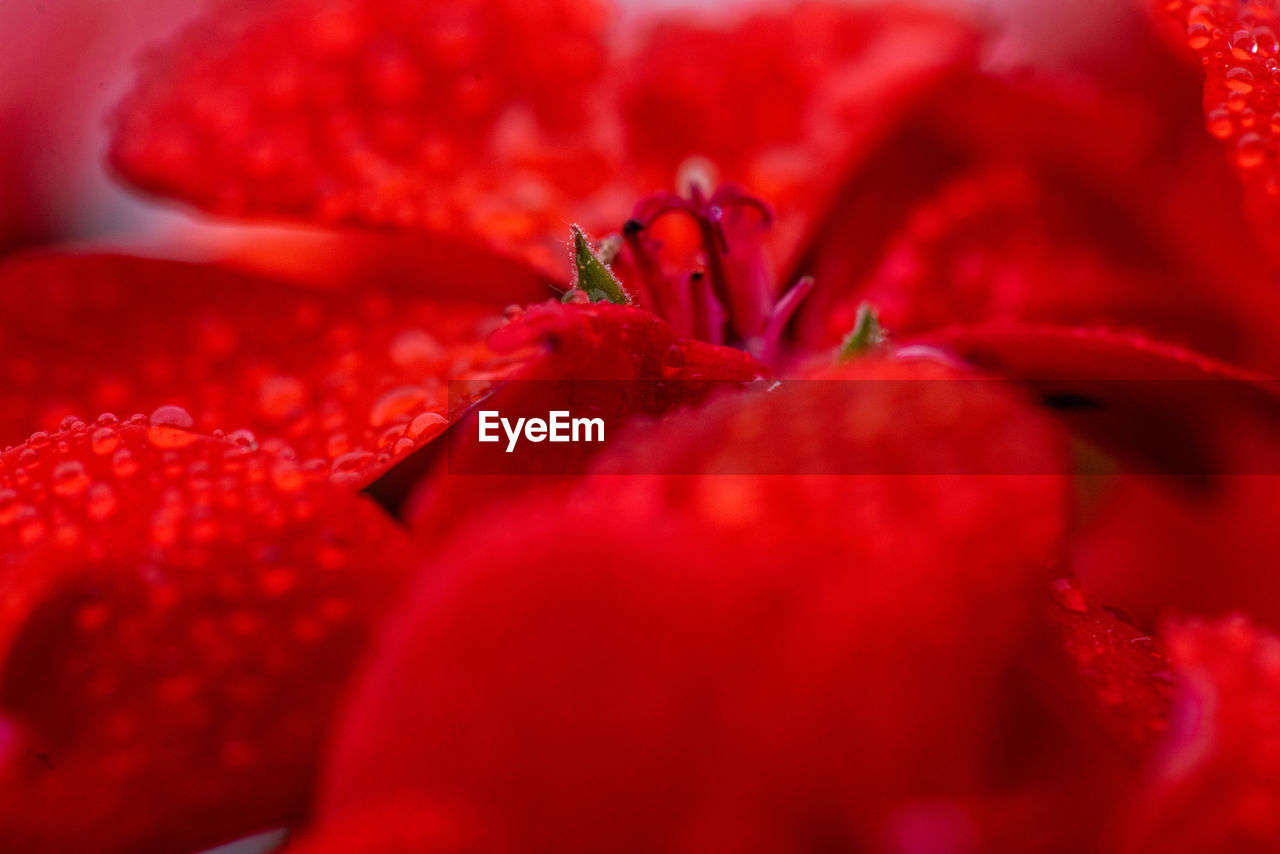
4 0 1280 852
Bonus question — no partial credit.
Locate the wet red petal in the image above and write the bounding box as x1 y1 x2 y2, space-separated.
1043 578 1175 752
323 355 1082 852
918 325 1280 631
109 0 978 274
617 3 979 265
822 166 1280 371
1161 0 1280 261
0 253 529 485
0 412 411 853
403 300 765 534
1120 616 1280 854
793 68 1280 370
109 0 620 272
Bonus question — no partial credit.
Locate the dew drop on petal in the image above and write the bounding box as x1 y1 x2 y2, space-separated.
148 405 199 449
1188 23 1212 50
330 451 375 474
1231 29 1257 60
406 411 448 441
227 428 259 451
257 375 306 422
91 427 120 455
86 483 119 521
112 448 140 478
1207 108 1235 139
1237 132 1268 168
0 489 20 524
368 385 429 428
1226 66 1256 93
389 329 445 367
1187 4 1216 28
270 461 305 494
51 460 90 496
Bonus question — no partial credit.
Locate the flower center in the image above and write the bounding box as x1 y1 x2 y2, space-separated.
611 184 813 365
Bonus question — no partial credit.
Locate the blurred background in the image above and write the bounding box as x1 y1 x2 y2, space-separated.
0 0 1151 259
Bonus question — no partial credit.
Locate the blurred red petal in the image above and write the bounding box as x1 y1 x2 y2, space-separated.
0 252 533 485
1160 0 1280 265
108 0 978 274
400 300 765 533
918 324 1280 631
323 354 1087 852
1120 616 1280 854
0 412 411 853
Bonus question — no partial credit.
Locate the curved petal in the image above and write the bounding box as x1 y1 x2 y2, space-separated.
0 411 412 853
321 355 1084 852
1120 616 1280 854
398 300 765 533
1160 0 1280 265
0 252 530 485
916 324 1280 630
108 0 979 274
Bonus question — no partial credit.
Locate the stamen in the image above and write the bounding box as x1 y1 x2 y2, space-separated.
615 182 815 366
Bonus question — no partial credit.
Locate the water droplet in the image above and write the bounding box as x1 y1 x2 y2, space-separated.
1237 132 1268 168
389 329 445 367
1187 23 1212 50
1186 4 1215 29
407 411 448 441
1257 26 1279 56
0 489 20 524
270 461 305 493
1207 108 1234 139
86 483 118 521
1050 577 1089 614
27 431 50 450
148 405 198 449
503 304 525 322
258 376 306 422
661 343 687 378
1226 66 1255 93
330 451 375 474
369 385 429 428
91 427 120 455
227 429 259 451
51 461 90 497
112 448 139 478
1231 30 1257 59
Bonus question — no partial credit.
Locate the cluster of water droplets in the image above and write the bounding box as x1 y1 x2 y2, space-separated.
111 0 615 268
1170 2 1280 184
0 403 409 786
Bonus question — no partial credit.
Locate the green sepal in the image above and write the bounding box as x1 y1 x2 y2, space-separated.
837 302 886 361
571 225 630 305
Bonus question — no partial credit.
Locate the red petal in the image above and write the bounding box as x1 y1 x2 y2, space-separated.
1043 578 1175 752
617 3 979 265
1121 616 1280 854
109 0 621 271
323 355 1082 852
0 412 411 853
109 0 978 273
1161 0 1280 263
0 253 528 485
917 325 1280 631
794 68 1280 371
820 166 1280 371
402 300 765 534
